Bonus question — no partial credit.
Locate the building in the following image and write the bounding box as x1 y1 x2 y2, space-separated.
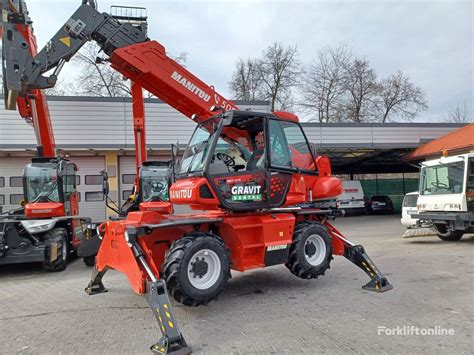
0 95 464 219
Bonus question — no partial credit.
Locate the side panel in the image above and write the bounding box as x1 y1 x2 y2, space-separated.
218 214 295 272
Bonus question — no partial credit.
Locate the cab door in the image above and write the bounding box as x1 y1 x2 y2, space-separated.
208 130 273 211
267 118 318 206
63 163 79 216
468 158 474 213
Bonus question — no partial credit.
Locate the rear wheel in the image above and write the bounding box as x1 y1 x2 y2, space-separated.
435 224 464 241
83 255 96 267
286 222 332 279
162 232 231 306
43 228 69 272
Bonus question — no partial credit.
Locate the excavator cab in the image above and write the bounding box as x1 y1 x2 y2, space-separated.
105 161 173 217
172 110 320 211
23 157 79 218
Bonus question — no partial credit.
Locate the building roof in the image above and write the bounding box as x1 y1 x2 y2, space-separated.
405 123 474 161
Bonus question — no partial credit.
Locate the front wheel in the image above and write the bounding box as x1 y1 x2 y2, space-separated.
162 232 231 306
43 228 69 272
286 222 332 279
435 224 464 241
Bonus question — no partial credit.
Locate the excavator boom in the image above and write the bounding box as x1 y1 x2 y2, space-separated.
1 0 56 156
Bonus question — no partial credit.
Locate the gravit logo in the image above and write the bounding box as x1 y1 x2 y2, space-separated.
171 71 211 102
231 185 262 201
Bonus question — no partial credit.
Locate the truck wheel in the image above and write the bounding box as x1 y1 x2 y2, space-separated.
286 222 332 279
83 255 96 267
435 224 464 241
43 228 69 272
163 232 231 306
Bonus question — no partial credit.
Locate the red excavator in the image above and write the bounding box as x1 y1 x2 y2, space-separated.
2 1 393 353
0 0 94 270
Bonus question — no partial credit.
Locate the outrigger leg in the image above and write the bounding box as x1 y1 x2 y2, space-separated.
326 222 393 292
85 266 108 295
126 227 190 354
344 244 393 292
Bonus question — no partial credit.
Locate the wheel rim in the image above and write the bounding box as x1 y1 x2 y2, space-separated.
187 249 221 290
304 234 327 266
61 239 67 261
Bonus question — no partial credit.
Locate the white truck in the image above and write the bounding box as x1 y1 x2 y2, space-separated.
336 180 366 215
412 153 474 241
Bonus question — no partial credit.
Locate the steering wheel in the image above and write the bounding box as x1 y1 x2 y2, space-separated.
152 181 165 192
431 181 448 188
216 153 235 167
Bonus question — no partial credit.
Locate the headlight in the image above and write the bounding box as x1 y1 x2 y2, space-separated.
20 220 56 234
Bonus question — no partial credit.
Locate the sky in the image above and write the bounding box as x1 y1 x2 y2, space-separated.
22 0 473 122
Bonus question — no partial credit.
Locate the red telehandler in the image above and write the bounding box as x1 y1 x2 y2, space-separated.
2 1 393 353
0 0 95 270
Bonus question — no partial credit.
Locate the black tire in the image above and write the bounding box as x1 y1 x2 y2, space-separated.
83 255 96 267
43 228 69 272
286 222 332 279
435 224 464 241
162 232 231 306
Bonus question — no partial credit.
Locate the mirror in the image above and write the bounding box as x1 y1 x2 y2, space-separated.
170 142 180 182
100 170 110 195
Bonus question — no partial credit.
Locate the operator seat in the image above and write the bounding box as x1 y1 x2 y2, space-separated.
246 149 264 171
208 160 229 175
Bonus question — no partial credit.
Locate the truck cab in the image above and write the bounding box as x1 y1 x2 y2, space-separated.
413 153 474 240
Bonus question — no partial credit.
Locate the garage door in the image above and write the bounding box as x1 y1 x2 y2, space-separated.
0 157 33 213
70 157 106 222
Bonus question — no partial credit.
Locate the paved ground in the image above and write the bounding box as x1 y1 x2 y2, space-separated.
0 215 473 354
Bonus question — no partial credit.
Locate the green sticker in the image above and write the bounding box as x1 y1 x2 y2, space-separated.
231 194 262 201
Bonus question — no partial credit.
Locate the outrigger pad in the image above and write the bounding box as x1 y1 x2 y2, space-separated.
344 245 393 293
85 267 108 295
146 280 191 355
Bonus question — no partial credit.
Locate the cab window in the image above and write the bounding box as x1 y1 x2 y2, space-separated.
268 119 316 172
64 164 77 195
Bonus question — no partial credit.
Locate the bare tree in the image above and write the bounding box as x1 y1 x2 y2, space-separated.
443 102 472 123
343 59 379 123
377 70 427 122
44 79 79 96
73 43 130 97
299 44 352 122
256 42 301 111
73 43 188 98
229 58 261 101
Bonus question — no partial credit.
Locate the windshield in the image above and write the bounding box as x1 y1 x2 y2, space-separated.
141 168 171 202
24 164 60 203
420 161 465 195
403 194 418 207
179 119 219 175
